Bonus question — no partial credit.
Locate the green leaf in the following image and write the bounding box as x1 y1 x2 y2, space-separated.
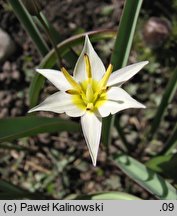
74 192 141 200
36 13 63 43
102 0 143 149
149 68 177 139
35 12 79 68
0 180 45 199
146 154 177 182
160 123 177 155
114 154 177 200
0 116 80 142
111 0 143 70
29 29 116 108
0 143 31 151
8 0 48 56
0 180 25 194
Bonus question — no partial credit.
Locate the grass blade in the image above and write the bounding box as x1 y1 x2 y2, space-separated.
149 68 177 140
0 143 31 151
146 154 177 182
8 0 48 56
102 0 143 149
111 0 143 70
0 180 45 199
160 123 177 155
0 116 80 142
113 154 177 200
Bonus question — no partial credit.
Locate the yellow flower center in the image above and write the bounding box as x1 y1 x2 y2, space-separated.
62 54 113 112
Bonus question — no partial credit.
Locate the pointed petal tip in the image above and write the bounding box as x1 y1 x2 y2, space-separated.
84 34 89 44
138 103 146 109
85 34 89 39
28 105 42 113
88 147 98 167
89 146 98 167
35 68 47 76
91 155 97 166
92 161 97 167
35 68 59 75
27 108 35 113
135 60 149 68
133 60 149 69
81 113 101 167
35 68 43 73
142 60 149 66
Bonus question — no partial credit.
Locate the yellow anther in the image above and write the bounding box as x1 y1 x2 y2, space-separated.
61 67 81 92
99 64 113 88
84 54 92 79
65 89 79 95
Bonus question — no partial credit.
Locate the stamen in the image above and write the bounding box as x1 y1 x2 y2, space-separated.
61 67 81 92
84 54 92 79
99 64 113 88
65 89 79 95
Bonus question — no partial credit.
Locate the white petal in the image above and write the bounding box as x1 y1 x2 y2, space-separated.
28 91 85 117
107 61 149 87
73 35 105 81
81 112 102 166
36 69 71 91
97 87 145 117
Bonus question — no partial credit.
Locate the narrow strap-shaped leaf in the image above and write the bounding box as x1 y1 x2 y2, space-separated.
113 154 177 200
102 0 143 149
0 117 80 142
149 68 177 140
0 143 31 151
146 154 177 183
160 123 177 155
29 30 116 108
0 180 46 199
37 13 63 43
34 13 79 68
74 192 141 200
36 12 61 66
0 180 27 194
111 0 143 70
8 0 48 56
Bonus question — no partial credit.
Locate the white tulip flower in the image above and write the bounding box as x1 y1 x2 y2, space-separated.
29 35 148 166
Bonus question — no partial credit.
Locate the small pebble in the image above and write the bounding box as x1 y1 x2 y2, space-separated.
0 28 16 62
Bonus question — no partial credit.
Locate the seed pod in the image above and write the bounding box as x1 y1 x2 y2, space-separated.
22 0 43 16
142 17 171 48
